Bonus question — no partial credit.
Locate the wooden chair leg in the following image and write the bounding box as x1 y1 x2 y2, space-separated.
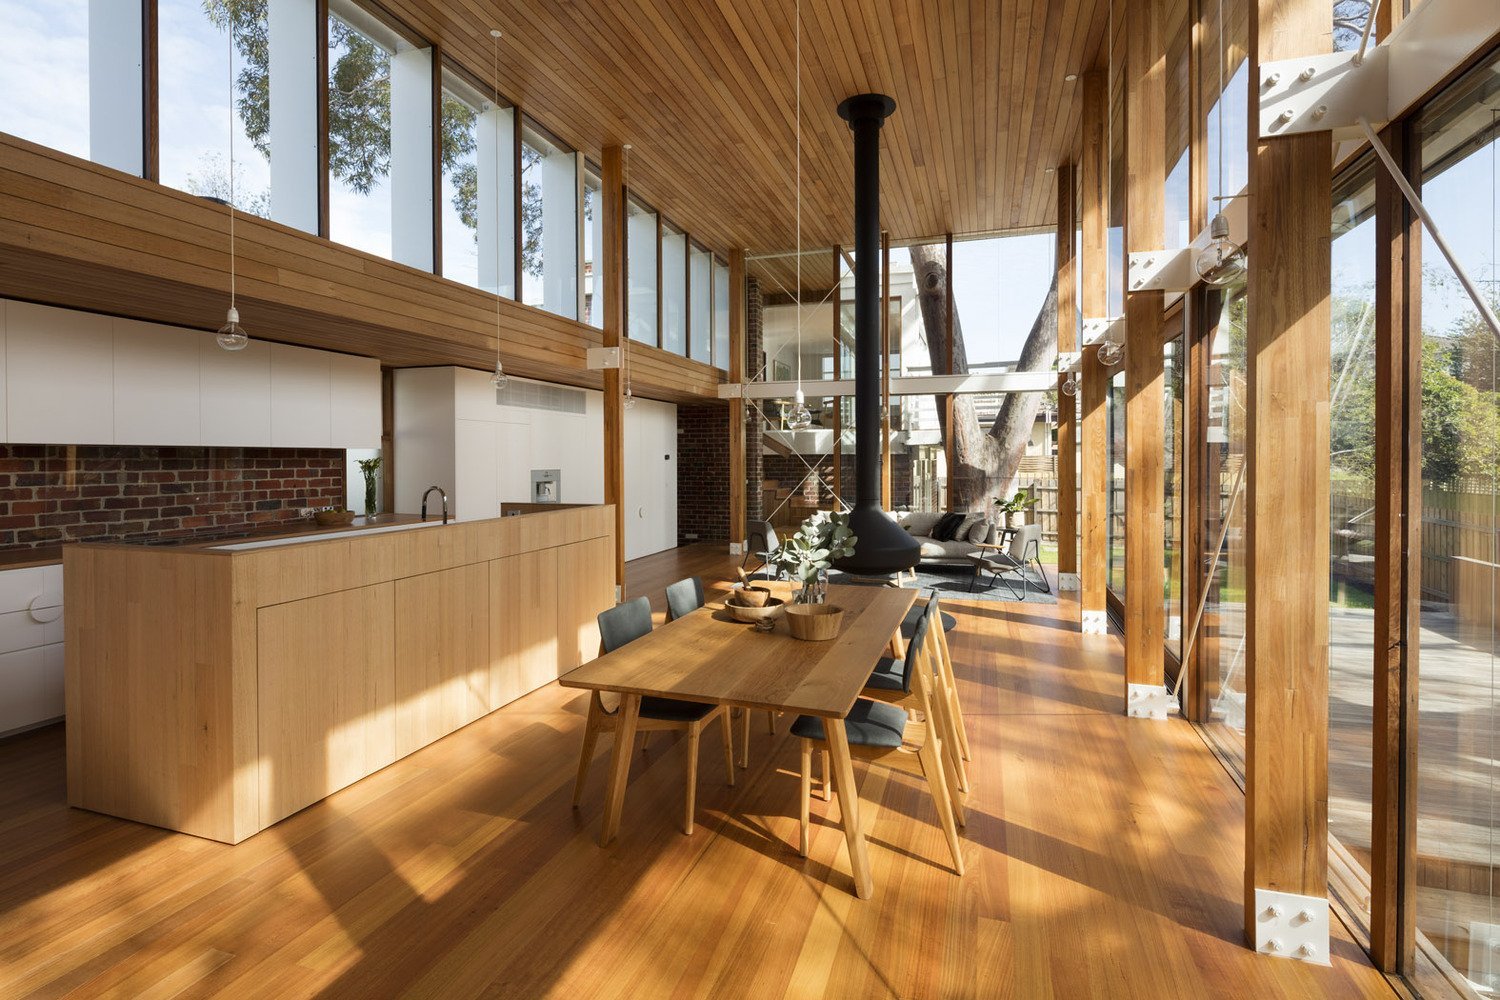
766 710 777 734
820 749 832 802
799 739 811 857
739 707 750 768
720 711 736 786
641 732 651 752
930 678 970 797
918 734 965 875
934 624 971 761
684 723 701 835
572 705 601 808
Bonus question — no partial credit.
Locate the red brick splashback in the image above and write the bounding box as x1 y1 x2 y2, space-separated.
0 445 346 549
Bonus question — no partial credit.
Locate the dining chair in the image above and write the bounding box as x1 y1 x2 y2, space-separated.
742 519 780 580
572 597 736 835
791 611 964 875
921 594 971 762
857 599 968 819
666 575 777 768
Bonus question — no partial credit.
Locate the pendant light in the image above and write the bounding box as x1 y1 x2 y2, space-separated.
1096 0 1121 369
489 29 510 387
1061 373 1079 397
785 0 813 432
622 143 636 410
1196 0 1246 287
216 12 248 351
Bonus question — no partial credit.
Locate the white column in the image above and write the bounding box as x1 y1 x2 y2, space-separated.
88 0 143 174
478 104 517 298
541 145 578 318
268 0 319 233
390 42 433 271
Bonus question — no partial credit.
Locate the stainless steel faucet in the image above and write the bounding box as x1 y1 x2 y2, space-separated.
420 485 449 525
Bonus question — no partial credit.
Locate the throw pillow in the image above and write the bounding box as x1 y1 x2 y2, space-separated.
966 518 994 545
930 512 966 542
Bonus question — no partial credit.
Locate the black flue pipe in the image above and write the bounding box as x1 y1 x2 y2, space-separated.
833 93 920 575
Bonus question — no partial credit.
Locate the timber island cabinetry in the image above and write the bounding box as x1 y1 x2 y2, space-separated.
64 506 615 844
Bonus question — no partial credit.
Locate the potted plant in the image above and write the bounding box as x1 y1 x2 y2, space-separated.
768 510 858 605
356 457 382 518
993 488 1041 531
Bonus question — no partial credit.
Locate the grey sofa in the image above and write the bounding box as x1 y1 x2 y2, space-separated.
892 510 996 567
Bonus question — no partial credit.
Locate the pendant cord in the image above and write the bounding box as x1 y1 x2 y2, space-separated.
623 144 632 399
794 0 803 394
228 4 236 311
493 30 503 375
1216 0 1225 209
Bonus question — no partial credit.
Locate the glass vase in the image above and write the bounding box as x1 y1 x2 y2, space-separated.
796 569 828 605
363 473 377 518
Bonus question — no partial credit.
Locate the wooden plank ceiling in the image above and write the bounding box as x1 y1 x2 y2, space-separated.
387 0 1111 263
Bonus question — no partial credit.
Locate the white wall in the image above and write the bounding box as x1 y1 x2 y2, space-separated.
623 397 677 560
393 368 606 521
1 299 381 450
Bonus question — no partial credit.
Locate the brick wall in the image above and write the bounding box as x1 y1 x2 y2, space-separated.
676 406 729 544
0 445 346 549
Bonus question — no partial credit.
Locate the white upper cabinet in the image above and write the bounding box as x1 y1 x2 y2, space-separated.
328 352 381 449
6 302 114 445
0 299 380 451
270 343 332 449
200 337 273 447
114 319 202 446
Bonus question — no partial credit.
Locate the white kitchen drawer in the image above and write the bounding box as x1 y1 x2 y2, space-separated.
0 565 61 616
0 643 64 736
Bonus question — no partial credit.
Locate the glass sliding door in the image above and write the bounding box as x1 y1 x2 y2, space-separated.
1413 55 1500 988
1203 285 1248 745
1164 323 1185 656
1107 367 1126 595
1328 157 1379 883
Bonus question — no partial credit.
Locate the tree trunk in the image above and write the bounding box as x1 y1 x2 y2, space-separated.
910 244 1059 511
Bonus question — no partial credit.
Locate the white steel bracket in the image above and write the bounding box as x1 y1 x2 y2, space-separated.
1081 316 1124 348
1058 573 1080 593
1081 609 1108 635
1259 0 1500 141
1128 249 1196 293
587 346 620 370
1252 889 1330 965
1057 351 1082 375
1126 683 1175 720
716 382 744 399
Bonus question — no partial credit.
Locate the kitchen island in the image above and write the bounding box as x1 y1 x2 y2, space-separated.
64 505 616 844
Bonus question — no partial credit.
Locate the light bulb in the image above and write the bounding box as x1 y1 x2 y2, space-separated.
1195 212 1246 287
216 307 248 351
490 360 509 388
1061 375 1078 397
786 388 812 431
1098 339 1124 367
623 387 637 410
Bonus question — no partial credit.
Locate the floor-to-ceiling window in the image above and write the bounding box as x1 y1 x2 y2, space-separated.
326 1 399 259
582 166 603 328
712 257 730 369
1413 55 1500 987
438 69 484 289
520 119 578 319
1164 321 1186 656
1107 366 1127 595
660 222 687 356
1203 285 1248 741
1328 156 1379 883
627 197 658 346
158 0 271 217
689 242 712 364
0 1 90 160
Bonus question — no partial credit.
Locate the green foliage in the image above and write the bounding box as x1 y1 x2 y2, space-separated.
992 488 1040 515
356 456 382 475
768 511 858 585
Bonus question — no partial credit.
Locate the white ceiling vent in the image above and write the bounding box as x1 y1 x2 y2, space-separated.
497 380 587 415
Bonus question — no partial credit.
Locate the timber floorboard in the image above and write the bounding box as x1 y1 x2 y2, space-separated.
0 543 1397 999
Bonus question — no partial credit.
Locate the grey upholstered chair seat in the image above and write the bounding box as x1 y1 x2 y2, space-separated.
640 696 717 722
864 657 905 692
790 699 908 748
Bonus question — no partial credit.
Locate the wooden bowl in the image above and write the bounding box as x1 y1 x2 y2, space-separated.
725 595 786 623
729 585 774 608
314 509 357 528
785 604 845 641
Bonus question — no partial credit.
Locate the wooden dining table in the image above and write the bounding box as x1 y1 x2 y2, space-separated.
559 581 918 899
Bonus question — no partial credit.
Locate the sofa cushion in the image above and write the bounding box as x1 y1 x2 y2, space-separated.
966 518 995 545
918 537 974 560
930 512 967 541
901 510 942 536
